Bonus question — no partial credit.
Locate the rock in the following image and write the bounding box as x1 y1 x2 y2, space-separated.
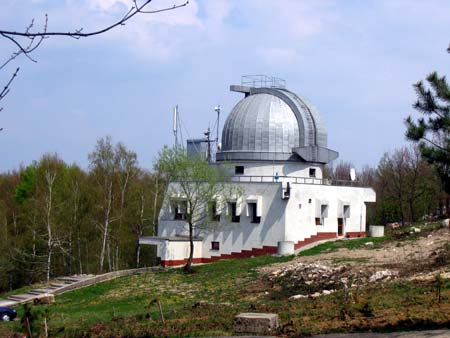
365 242 374 246
311 292 321 298
322 290 333 295
289 294 307 300
234 313 279 334
442 219 450 227
33 293 55 304
411 227 421 233
369 270 399 283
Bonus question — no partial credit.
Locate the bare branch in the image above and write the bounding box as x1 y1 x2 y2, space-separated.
0 1 188 39
0 67 20 102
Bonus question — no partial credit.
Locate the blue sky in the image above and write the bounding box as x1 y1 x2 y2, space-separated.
1 0 449 172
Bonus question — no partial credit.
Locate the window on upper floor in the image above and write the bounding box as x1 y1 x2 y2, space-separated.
173 201 187 220
209 201 221 222
248 202 261 224
228 202 240 223
235 166 244 175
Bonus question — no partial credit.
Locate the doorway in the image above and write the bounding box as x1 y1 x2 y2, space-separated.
337 218 344 236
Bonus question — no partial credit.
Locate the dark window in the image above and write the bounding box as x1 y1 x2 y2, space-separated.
235 166 244 175
211 241 220 251
309 168 316 178
315 217 322 225
209 201 220 222
174 201 187 220
229 202 240 223
343 205 350 218
249 202 261 224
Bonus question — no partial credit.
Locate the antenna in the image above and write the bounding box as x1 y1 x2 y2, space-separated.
173 105 178 146
214 105 221 150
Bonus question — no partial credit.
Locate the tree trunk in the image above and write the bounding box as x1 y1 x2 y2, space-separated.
184 221 194 273
99 181 113 273
45 170 56 283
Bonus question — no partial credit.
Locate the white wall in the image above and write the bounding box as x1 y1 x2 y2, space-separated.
156 179 376 262
215 161 324 179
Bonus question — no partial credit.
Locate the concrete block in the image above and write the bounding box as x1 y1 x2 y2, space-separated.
234 312 279 334
277 241 294 256
369 225 384 237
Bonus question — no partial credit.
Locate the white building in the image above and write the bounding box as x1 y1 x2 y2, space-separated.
140 77 376 267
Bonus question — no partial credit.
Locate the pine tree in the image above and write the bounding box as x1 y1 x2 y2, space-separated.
405 63 450 193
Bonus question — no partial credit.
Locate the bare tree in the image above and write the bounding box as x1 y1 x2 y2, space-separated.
89 136 117 273
0 0 188 120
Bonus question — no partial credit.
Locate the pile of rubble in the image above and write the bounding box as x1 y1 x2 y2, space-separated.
267 262 398 299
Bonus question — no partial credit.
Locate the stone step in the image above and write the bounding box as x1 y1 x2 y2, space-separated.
57 277 83 283
0 299 18 307
7 293 35 301
50 283 66 288
28 288 54 295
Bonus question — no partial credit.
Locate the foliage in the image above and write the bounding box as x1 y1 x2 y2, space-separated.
405 70 450 194
0 136 164 292
156 146 238 272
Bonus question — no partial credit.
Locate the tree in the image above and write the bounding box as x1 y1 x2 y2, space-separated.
405 47 450 193
157 146 231 273
0 0 188 119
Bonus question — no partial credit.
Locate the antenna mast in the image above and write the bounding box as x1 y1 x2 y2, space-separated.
173 105 178 146
214 105 221 150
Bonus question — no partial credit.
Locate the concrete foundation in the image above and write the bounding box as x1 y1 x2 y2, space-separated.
369 225 385 237
234 312 279 334
277 241 295 256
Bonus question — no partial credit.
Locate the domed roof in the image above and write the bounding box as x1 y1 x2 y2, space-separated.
216 85 338 163
221 93 300 154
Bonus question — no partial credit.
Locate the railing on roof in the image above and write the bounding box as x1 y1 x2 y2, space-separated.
226 175 365 187
241 75 286 89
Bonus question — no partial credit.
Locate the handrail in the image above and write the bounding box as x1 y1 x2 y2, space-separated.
226 175 366 187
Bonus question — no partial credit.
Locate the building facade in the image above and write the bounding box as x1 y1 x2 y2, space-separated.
140 79 376 267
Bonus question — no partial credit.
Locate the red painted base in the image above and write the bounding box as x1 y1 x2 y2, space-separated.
160 230 368 267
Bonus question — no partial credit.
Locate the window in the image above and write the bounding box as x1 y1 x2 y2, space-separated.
309 168 316 178
174 201 187 220
316 204 328 226
248 202 261 223
235 166 244 175
343 205 350 218
209 201 220 222
211 241 220 251
229 202 240 223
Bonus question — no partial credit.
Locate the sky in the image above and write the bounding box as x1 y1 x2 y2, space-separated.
0 0 449 172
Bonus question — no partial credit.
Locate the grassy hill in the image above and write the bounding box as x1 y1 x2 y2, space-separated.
2 223 450 337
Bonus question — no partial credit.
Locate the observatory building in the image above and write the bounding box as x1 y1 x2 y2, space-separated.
140 76 376 267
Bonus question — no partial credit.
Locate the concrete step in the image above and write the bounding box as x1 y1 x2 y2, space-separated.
7 293 35 301
50 283 66 288
28 288 54 295
57 277 84 283
0 299 18 307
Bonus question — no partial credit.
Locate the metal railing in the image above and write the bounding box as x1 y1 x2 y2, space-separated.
226 175 365 187
241 75 286 89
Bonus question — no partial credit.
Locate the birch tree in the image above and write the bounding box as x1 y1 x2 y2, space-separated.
88 136 117 273
157 146 236 273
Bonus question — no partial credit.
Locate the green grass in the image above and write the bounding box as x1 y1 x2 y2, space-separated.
3 252 450 337
299 236 387 256
3 221 450 337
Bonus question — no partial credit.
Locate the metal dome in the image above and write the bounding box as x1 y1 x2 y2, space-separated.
216 84 338 163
